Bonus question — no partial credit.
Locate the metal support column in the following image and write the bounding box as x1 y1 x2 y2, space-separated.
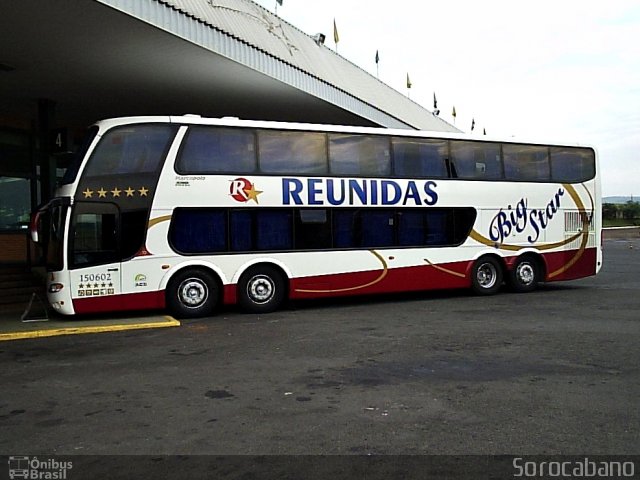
37 98 56 204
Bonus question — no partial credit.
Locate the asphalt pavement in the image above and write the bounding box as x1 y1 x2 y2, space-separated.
0 239 638 476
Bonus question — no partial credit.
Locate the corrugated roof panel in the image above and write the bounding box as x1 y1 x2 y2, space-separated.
99 0 459 132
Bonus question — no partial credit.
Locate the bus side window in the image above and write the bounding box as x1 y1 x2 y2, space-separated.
397 208 476 247
169 209 227 253
256 211 293 250
333 210 358 247
177 127 255 174
329 134 390 177
450 141 502 180
360 211 394 247
230 211 253 252
550 147 595 183
295 209 331 249
397 211 425 245
424 211 450 245
258 130 326 174
503 144 550 182
392 137 448 178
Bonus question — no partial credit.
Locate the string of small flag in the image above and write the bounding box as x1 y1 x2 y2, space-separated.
376 51 487 133
272 1 485 134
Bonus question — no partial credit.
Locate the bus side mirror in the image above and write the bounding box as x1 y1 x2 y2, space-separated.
29 210 42 244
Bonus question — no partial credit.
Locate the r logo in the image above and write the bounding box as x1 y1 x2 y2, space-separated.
229 178 263 204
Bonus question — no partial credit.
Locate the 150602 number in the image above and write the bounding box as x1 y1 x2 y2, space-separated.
79 273 112 283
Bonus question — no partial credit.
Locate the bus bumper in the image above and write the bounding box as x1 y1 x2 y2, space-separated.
46 272 75 315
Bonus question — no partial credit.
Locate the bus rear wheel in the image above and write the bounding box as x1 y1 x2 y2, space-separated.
508 255 541 293
471 256 503 295
238 265 286 314
167 269 219 318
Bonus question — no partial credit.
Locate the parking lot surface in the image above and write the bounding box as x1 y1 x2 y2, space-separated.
0 240 638 457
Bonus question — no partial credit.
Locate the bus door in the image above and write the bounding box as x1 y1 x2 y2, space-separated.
69 202 122 303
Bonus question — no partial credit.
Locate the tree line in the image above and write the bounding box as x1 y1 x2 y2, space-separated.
602 201 640 221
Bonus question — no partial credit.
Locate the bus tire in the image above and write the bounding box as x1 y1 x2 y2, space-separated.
238 265 286 314
507 255 540 293
166 268 219 318
471 256 503 295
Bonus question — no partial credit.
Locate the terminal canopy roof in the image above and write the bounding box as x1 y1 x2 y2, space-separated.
0 0 458 132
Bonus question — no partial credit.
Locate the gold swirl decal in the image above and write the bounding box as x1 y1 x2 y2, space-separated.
147 215 172 229
423 258 466 278
469 183 592 278
469 229 583 252
294 250 388 294
548 183 590 278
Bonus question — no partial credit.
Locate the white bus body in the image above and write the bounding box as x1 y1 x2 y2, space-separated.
33 116 602 318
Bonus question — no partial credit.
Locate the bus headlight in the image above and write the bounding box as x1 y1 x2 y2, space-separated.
48 283 64 293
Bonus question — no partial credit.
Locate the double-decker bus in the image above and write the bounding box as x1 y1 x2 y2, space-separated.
31 115 601 318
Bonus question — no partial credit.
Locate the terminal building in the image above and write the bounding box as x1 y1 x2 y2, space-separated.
0 0 457 264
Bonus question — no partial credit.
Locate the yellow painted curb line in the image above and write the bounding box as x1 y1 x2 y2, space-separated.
0 316 180 342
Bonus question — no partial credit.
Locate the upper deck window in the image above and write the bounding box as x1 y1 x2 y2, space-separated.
450 141 502 180
177 126 255 174
84 125 176 178
329 134 390 176
392 137 448 178
550 147 595 183
258 130 326 174
503 144 550 182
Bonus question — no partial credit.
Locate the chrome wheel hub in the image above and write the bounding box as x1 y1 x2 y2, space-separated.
248 275 274 304
179 279 208 307
516 263 535 285
477 263 497 289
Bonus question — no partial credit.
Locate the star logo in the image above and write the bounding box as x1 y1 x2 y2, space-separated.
111 187 121 197
125 187 135 197
83 188 93 198
244 184 263 203
138 186 149 197
97 188 107 198
229 178 263 205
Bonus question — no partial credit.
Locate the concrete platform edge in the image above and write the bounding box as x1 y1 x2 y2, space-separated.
0 316 181 342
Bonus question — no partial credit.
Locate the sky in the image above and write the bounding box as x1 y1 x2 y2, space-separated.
252 0 639 197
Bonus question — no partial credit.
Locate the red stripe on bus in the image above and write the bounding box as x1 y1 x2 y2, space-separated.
289 258 471 300
73 247 597 313
540 247 597 281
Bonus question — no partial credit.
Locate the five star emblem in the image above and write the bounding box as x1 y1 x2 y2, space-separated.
79 186 151 199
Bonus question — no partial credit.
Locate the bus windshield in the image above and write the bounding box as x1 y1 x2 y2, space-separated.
82 124 176 178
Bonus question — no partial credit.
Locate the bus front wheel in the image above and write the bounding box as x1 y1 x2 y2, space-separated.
471 256 503 295
238 265 286 314
167 269 219 318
